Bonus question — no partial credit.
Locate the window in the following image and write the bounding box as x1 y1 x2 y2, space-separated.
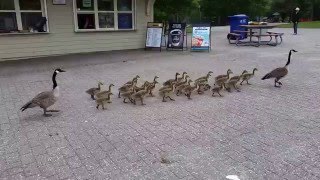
74 0 135 31
0 0 48 33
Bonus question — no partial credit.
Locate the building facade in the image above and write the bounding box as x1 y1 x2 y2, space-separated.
0 0 156 61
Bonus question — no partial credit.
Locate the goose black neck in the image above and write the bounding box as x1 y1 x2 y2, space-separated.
52 72 57 89
286 50 292 66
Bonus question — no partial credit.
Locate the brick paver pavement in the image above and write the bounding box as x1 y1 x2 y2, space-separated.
0 27 320 180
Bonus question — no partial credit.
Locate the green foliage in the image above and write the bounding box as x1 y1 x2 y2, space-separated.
278 21 320 28
153 0 320 24
200 0 270 25
154 0 197 22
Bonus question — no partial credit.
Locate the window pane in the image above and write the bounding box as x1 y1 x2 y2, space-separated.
117 0 132 11
76 0 94 11
118 13 132 29
99 13 114 28
21 12 44 30
0 12 17 33
77 14 95 29
19 0 41 10
98 0 113 11
0 0 15 10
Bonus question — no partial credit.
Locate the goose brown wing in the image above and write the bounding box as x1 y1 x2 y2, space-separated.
31 91 54 105
269 67 288 78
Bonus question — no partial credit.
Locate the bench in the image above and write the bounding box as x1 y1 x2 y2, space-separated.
267 32 284 44
227 33 241 45
251 32 284 46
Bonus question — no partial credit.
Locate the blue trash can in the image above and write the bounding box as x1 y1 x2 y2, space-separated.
229 14 249 40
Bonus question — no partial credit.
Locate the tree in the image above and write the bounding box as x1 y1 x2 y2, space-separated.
200 0 270 25
154 0 196 22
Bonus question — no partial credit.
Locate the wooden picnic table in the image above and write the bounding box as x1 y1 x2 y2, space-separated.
238 24 282 46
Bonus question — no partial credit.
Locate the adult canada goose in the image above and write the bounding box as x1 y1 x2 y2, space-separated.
86 82 103 100
262 49 297 87
240 68 258 85
21 68 66 117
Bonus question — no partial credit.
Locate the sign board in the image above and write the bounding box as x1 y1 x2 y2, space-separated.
167 23 186 50
145 22 163 49
52 0 66 5
191 23 211 51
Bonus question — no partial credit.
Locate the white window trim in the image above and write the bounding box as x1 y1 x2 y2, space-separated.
73 0 136 32
0 0 49 33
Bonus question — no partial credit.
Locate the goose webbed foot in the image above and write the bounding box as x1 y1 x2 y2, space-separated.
218 92 223 97
169 97 175 101
44 114 52 117
162 96 167 102
91 95 95 100
47 110 60 112
123 99 128 103
240 80 245 85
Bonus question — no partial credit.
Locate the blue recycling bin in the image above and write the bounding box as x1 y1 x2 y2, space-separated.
229 14 249 40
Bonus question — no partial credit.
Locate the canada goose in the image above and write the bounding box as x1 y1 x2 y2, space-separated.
225 72 246 92
121 90 135 103
21 68 66 117
125 75 140 85
118 80 137 98
176 75 189 86
131 86 149 105
183 83 199 100
212 83 224 97
195 71 213 83
262 49 297 87
176 79 193 96
147 76 159 97
214 70 233 89
177 72 188 83
133 81 150 93
215 69 233 81
197 82 211 94
159 82 176 102
240 68 258 85
86 82 103 100
95 84 115 99
96 92 113 110
163 72 180 86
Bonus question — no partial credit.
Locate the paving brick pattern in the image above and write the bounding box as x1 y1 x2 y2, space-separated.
0 27 320 179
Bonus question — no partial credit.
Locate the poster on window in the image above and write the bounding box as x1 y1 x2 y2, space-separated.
191 23 211 51
167 23 186 50
82 0 92 8
145 23 163 48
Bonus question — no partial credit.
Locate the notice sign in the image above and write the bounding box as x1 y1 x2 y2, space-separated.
145 22 163 48
83 0 92 7
167 23 186 49
191 23 211 51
